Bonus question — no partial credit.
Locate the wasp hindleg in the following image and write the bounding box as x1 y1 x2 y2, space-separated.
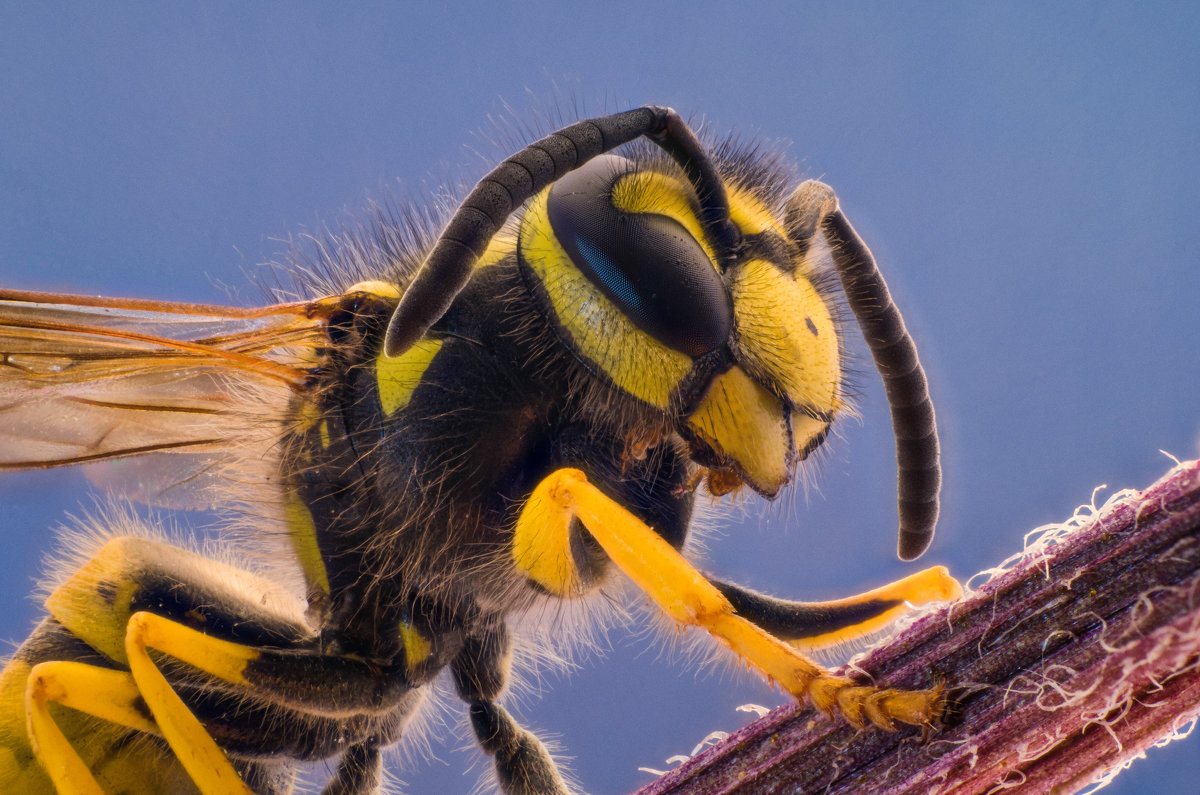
516 469 959 730
2 537 426 794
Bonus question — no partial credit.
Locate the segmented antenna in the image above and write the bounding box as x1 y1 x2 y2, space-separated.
787 181 941 560
383 106 736 357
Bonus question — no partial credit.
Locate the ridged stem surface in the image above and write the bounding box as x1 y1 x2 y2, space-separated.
639 459 1200 795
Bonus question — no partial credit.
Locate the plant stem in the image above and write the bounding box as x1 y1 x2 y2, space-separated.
639 459 1200 795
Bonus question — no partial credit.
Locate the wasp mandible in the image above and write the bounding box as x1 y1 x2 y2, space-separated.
0 106 961 794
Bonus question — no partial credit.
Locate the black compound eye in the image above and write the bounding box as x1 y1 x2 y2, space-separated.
546 155 733 358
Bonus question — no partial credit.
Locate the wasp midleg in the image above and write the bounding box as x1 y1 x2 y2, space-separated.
1 106 961 793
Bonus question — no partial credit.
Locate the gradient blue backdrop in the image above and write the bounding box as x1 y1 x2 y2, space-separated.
2 3 1198 793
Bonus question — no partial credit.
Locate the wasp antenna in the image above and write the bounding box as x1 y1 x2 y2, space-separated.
645 111 740 259
786 181 941 561
383 106 744 357
384 106 671 357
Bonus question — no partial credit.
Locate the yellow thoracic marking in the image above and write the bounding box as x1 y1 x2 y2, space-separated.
285 485 331 599
730 258 840 415
520 189 692 408
376 338 443 415
685 366 791 496
294 398 321 432
398 621 432 672
346 280 402 299
609 171 717 265
786 566 964 651
512 477 584 596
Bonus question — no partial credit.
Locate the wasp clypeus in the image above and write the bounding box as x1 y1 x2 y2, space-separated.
0 106 962 794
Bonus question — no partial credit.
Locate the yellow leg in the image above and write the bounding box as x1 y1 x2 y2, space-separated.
782 565 962 651
124 611 255 795
521 468 957 729
25 662 157 795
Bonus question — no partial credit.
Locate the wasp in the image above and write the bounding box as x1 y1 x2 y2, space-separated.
0 106 962 794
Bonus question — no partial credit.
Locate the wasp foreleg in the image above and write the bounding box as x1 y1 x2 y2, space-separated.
712 566 961 651
519 468 957 731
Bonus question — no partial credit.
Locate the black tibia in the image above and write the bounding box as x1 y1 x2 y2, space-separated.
180 679 410 762
470 701 570 795
238 646 420 714
452 624 569 795
320 740 382 795
712 578 903 643
451 622 512 703
783 180 941 562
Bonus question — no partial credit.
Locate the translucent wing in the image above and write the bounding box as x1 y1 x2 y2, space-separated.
0 289 331 508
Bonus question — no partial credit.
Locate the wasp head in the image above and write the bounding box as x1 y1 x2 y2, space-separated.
517 152 841 498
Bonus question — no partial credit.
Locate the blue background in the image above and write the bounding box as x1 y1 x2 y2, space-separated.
2 3 1198 793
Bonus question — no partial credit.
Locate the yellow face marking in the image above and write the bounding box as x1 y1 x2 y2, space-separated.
610 171 718 265
375 338 443 415
686 366 791 496
398 621 432 672
731 258 840 415
512 476 584 596
520 190 692 408
284 485 331 599
792 411 830 459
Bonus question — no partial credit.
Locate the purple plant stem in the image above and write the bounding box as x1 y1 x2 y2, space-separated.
638 459 1200 795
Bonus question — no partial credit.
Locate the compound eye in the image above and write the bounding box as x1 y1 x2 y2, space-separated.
546 155 732 357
